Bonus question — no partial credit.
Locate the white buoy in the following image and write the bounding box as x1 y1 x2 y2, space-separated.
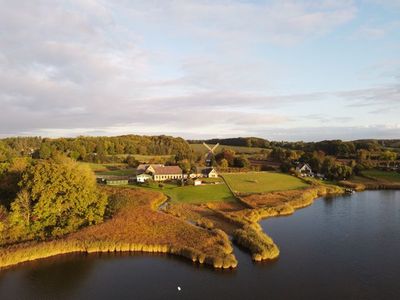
177 286 181 291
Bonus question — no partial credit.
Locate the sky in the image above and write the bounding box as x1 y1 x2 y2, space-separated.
0 0 399 141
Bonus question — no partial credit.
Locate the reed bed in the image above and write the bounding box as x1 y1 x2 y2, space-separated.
0 187 238 270
233 224 279 261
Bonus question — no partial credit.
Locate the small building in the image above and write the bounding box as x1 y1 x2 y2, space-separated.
194 179 202 186
153 166 183 182
296 163 313 177
136 173 153 183
98 176 129 185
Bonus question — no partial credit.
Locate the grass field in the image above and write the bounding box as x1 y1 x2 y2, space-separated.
78 162 128 172
77 162 136 176
106 154 173 163
133 180 236 204
190 143 266 154
222 172 309 194
362 170 400 182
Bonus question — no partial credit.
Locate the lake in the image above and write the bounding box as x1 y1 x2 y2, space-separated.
0 190 399 299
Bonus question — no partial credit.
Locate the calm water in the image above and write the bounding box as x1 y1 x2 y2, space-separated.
0 190 399 300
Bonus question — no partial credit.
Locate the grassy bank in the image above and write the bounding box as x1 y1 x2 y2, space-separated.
340 170 400 190
234 224 279 261
0 187 237 270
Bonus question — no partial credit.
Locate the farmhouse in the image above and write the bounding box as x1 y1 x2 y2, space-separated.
136 173 152 183
153 166 183 181
137 164 164 175
296 163 313 177
191 167 218 179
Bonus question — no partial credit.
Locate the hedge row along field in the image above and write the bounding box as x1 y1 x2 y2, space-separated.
0 187 237 270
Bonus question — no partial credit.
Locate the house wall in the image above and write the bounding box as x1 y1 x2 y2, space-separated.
208 170 218 178
154 174 183 181
106 180 129 185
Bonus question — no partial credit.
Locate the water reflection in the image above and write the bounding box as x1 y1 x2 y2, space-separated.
0 191 399 300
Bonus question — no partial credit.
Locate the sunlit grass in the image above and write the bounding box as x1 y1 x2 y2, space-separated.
222 172 309 194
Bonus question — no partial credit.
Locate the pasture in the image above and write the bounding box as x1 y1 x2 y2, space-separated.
134 180 236 204
222 172 309 194
78 162 136 176
362 170 400 183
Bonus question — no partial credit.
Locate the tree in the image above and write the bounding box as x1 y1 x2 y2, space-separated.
126 155 139 168
177 159 191 174
0 205 8 244
215 149 235 166
9 157 108 239
219 158 229 168
9 189 32 239
233 156 250 168
38 143 52 159
380 150 397 168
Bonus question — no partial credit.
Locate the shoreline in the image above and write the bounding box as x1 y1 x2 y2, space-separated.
0 187 237 271
1 181 398 271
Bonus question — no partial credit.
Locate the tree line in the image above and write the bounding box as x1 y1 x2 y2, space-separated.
0 135 193 163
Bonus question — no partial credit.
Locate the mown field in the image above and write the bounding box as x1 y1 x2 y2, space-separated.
107 154 173 163
78 162 136 176
362 170 400 182
133 179 236 204
190 143 266 154
222 172 309 194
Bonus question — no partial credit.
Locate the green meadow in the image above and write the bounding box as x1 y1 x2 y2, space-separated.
362 170 400 183
132 180 236 204
222 172 308 194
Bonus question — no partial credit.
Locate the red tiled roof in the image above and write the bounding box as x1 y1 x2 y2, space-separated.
153 166 182 175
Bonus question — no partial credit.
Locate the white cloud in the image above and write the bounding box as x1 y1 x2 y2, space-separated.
0 0 398 141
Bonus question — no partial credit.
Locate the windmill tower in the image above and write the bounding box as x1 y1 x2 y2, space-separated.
203 142 219 167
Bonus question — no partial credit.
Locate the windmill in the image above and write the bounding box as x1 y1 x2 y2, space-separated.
203 142 219 166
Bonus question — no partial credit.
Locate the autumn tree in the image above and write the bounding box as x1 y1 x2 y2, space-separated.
8 157 108 240
219 158 229 168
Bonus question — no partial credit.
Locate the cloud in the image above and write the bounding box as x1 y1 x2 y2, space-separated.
0 0 398 141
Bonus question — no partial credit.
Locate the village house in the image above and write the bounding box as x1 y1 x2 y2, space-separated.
152 166 183 181
190 167 218 179
136 164 164 175
295 163 314 177
136 164 183 182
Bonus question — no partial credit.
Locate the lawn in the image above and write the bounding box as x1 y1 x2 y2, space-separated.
132 181 236 204
222 172 309 194
77 162 128 172
362 170 400 183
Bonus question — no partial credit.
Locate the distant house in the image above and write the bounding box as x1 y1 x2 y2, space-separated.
136 164 183 182
136 173 152 183
191 167 218 179
136 164 164 175
296 163 313 177
153 166 183 181
194 179 202 186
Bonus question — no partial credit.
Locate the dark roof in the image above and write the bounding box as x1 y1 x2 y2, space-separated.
297 163 312 170
153 166 182 175
196 167 215 175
